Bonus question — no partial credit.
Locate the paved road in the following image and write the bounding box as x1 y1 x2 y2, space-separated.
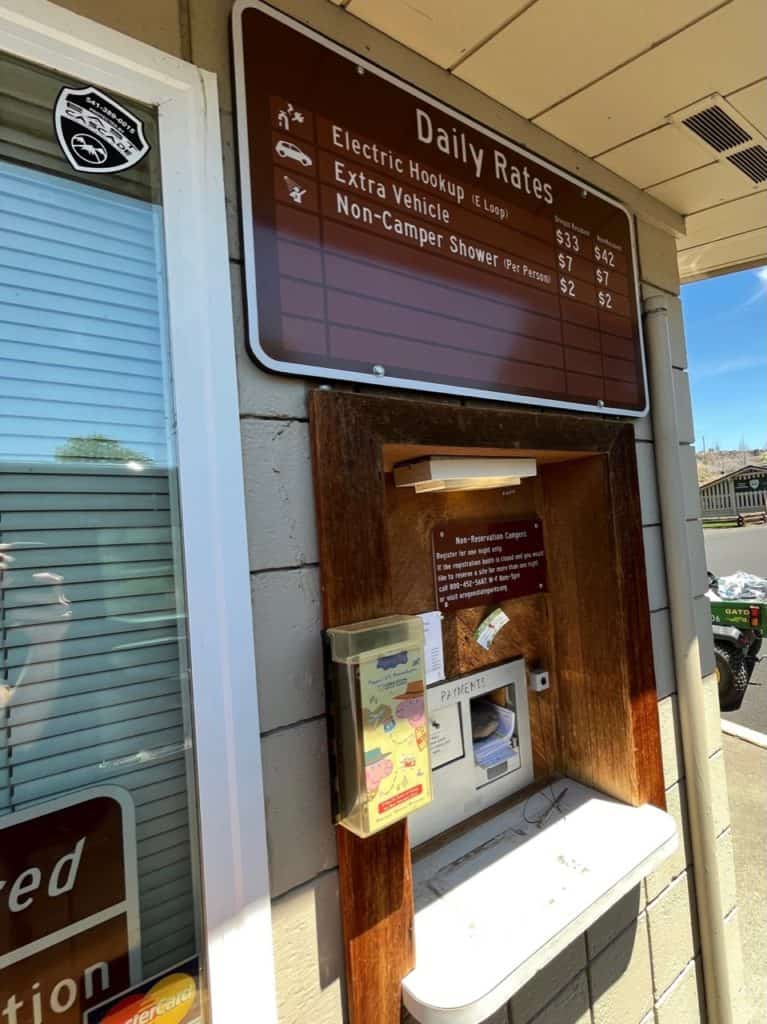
704 523 767 579
722 734 767 1024
705 527 766 1021
703 525 767 732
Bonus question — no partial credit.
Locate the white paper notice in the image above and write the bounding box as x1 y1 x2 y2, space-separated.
429 704 464 769
419 611 446 686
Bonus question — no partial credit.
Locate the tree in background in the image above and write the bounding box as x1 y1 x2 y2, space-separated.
739 434 750 466
55 434 152 465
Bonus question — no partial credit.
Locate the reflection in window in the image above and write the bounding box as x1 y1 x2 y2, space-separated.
0 110 202 999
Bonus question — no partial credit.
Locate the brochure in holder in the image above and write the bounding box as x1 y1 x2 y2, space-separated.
326 616 433 838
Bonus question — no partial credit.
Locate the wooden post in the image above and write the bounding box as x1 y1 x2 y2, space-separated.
337 823 414 1024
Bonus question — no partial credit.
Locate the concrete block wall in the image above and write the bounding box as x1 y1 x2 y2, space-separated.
49 1 743 1021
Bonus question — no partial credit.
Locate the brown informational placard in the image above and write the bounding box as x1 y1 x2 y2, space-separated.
433 519 546 612
234 4 647 415
0 788 139 1024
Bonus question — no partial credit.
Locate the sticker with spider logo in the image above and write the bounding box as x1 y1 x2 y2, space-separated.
54 86 150 175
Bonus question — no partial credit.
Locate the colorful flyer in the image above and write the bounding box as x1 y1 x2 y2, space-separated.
85 958 201 1024
359 646 432 833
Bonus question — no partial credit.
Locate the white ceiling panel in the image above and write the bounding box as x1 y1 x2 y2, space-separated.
647 162 756 215
678 227 767 280
598 124 712 190
728 78 767 136
344 0 527 70
680 192 767 249
455 0 720 120
321 0 766 266
534 0 767 157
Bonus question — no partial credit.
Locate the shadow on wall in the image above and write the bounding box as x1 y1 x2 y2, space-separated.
316 872 346 996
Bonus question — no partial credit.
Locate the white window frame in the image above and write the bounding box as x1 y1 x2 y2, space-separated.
0 3 277 1021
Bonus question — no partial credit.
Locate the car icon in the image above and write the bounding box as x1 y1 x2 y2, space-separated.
274 139 313 168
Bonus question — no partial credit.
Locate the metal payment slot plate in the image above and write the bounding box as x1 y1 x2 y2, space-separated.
409 658 534 848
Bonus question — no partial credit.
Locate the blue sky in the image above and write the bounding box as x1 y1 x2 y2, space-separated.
681 266 767 452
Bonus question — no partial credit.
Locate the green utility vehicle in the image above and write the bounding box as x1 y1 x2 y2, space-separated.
707 572 764 711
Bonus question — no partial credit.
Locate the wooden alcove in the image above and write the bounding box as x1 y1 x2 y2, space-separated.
308 389 664 1024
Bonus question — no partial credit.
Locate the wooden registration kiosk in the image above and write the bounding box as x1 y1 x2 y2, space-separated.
310 389 667 1024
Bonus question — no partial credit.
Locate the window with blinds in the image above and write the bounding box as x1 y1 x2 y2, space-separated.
0 52 203 992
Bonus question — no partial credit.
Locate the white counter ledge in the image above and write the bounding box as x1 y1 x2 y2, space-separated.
402 779 677 1024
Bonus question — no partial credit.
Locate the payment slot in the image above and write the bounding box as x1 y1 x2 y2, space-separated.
409 658 534 847
326 615 434 838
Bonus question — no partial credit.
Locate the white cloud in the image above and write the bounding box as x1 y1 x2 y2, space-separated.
691 353 767 380
737 265 767 308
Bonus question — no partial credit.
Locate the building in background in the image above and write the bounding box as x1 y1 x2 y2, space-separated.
700 464 767 518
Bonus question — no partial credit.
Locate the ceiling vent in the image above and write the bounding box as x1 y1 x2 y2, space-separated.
668 95 767 190
726 145 767 184
682 105 751 152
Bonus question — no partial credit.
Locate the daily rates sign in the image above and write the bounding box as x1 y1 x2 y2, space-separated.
234 4 647 415
0 789 139 1024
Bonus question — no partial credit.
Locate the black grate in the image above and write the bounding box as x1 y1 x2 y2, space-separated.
727 145 767 183
683 106 751 152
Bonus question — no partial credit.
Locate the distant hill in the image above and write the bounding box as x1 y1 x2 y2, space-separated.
697 449 767 485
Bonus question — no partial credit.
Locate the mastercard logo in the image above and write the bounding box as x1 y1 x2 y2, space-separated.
102 973 197 1024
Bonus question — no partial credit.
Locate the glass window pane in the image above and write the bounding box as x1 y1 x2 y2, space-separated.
1 51 206 1022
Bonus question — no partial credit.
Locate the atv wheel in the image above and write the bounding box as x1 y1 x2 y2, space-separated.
715 643 749 712
745 636 762 683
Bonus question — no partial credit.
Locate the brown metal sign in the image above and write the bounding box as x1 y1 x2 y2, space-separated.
433 519 546 612
234 4 647 415
0 789 139 1023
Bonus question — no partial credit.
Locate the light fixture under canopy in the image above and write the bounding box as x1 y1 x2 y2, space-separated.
393 456 537 493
